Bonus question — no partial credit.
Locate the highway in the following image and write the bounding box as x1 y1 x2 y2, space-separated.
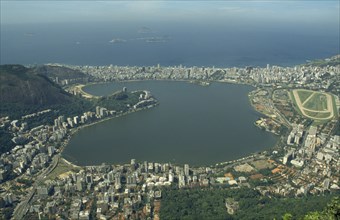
12 155 60 220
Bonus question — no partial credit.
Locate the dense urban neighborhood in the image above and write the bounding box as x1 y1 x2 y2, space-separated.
0 55 339 219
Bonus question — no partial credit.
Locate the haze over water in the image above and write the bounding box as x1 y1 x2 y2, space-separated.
63 81 277 166
1 1 339 67
1 2 338 165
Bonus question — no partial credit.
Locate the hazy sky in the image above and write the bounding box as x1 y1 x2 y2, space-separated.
1 1 339 26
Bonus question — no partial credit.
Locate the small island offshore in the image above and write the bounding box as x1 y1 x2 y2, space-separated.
0 55 339 219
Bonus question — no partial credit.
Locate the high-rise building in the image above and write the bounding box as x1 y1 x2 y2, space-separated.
99 108 107 117
73 116 79 125
131 159 136 170
108 171 115 182
67 118 73 127
115 173 121 185
184 164 190 176
47 146 55 157
168 172 174 182
144 161 148 173
179 174 186 188
54 119 60 128
58 115 65 122
96 106 101 116
126 175 137 187
86 175 93 184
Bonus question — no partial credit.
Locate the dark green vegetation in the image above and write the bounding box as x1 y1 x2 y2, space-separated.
0 65 74 118
160 187 338 220
0 65 148 155
0 127 15 156
304 55 340 67
302 196 340 220
0 65 144 119
33 65 90 83
95 91 142 113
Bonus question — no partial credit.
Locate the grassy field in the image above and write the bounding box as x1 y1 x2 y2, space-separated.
289 91 303 115
332 95 339 118
46 158 81 180
303 93 328 111
290 89 335 123
303 110 331 119
250 159 274 170
296 90 313 104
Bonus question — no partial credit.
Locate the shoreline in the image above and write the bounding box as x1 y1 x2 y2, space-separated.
60 103 159 167
59 80 278 168
75 78 252 89
60 157 81 169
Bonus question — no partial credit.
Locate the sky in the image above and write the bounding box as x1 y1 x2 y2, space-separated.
1 1 339 27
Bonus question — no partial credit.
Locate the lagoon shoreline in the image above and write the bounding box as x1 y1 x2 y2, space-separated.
60 79 278 167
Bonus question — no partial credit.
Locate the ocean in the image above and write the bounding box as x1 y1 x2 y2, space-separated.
1 21 338 67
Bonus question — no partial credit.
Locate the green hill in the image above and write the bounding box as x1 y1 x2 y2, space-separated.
304 55 340 67
0 64 155 155
0 65 75 117
33 64 91 86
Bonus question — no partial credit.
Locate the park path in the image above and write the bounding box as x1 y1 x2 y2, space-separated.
301 92 315 105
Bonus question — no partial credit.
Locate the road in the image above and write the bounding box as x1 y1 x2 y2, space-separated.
12 155 60 220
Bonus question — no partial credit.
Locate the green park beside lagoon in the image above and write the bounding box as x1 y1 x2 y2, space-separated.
1 56 339 219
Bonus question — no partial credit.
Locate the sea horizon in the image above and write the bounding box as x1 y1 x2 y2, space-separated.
1 21 339 68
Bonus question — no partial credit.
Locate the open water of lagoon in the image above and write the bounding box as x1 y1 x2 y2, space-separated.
62 81 277 166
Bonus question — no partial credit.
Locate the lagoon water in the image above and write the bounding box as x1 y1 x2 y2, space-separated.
63 81 277 166
2 2 337 165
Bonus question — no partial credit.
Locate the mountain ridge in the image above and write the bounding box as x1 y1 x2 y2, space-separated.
0 64 75 117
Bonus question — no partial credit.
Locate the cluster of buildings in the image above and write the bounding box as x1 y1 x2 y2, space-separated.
22 162 194 219
0 120 65 183
19 157 274 220
1 115 339 218
0 91 157 180
1 57 339 219
287 123 305 146
0 91 158 218
64 56 339 95
276 122 339 197
23 127 339 219
248 64 338 89
69 64 220 82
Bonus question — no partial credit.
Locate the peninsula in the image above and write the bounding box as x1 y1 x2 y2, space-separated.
0 55 339 219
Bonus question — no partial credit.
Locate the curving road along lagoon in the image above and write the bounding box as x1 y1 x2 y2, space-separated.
63 81 277 166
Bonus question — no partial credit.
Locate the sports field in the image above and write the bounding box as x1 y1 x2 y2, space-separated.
290 89 337 121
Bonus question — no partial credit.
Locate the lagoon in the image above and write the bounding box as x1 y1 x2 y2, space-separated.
63 81 277 166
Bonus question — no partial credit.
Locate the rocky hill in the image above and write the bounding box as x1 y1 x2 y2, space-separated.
0 65 74 117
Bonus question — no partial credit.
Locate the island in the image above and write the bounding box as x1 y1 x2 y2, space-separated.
0 55 339 219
